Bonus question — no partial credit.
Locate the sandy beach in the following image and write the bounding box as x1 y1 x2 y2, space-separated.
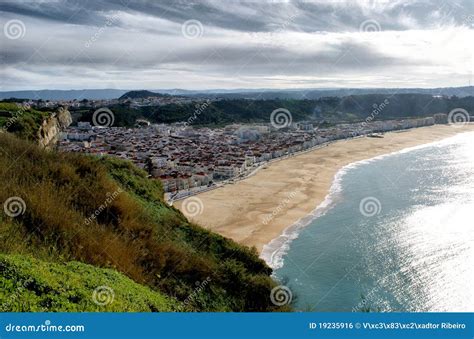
176 125 474 254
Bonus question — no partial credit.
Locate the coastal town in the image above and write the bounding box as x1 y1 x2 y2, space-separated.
11 92 200 110
57 113 449 201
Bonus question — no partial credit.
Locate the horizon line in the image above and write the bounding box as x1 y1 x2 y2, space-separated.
1 85 473 93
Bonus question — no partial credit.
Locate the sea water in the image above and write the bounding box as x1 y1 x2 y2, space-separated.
265 132 474 312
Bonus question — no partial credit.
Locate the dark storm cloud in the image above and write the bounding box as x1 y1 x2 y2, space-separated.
0 0 112 26
2 0 473 32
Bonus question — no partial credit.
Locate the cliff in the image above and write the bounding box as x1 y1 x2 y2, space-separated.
37 106 72 147
0 103 72 147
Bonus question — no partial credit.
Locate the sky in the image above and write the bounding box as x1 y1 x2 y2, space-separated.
0 0 473 91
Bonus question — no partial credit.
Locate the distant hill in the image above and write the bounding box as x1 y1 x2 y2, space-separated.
118 90 168 100
101 93 474 127
0 89 128 101
183 86 474 100
1 86 473 100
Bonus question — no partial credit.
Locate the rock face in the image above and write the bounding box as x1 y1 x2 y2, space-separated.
37 107 72 148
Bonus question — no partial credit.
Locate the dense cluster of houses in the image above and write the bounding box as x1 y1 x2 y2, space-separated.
19 94 200 110
58 115 446 193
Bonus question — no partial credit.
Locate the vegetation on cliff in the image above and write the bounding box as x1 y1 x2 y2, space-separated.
0 102 71 147
0 132 285 312
0 102 49 140
75 93 474 127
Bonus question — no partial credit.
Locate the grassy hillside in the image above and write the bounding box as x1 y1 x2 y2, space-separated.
0 132 285 312
0 254 178 312
0 102 49 141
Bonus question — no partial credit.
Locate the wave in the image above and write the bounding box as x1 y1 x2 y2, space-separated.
260 167 345 270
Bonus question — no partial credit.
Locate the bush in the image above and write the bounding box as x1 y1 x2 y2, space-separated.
0 254 178 312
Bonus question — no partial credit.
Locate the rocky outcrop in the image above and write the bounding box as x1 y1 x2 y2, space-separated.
37 107 72 148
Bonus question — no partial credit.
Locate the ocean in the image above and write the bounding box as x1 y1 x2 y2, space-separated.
263 132 474 312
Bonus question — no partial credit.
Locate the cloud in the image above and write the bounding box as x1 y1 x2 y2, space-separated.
0 0 473 90
2 0 472 32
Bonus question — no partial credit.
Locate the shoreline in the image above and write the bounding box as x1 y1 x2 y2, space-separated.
175 125 474 260
260 131 473 269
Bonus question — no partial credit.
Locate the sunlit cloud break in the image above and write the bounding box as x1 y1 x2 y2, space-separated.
0 0 473 90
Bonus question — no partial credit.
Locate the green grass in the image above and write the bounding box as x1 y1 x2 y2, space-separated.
0 102 49 141
0 254 178 312
0 132 286 312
